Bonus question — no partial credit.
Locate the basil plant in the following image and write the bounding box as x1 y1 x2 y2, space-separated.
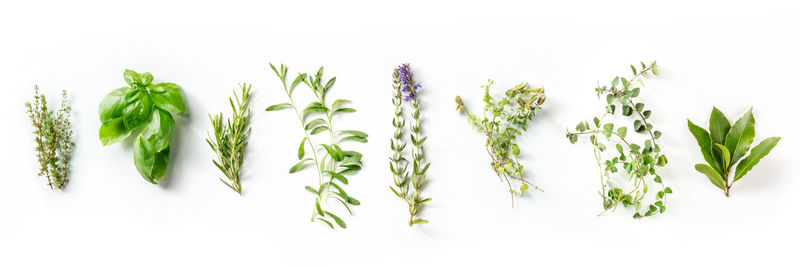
99 70 187 184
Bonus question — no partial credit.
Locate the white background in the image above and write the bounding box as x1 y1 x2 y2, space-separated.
1 0 798 266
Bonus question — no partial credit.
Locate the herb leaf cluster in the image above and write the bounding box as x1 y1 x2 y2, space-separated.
688 108 780 196
267 63 367 229
207 84 253 195
98 70 187 184
25 86 74 190
455 79 546 207
389 64 431 226
566 62 672 218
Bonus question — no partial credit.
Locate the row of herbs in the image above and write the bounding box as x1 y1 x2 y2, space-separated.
23 61 780 228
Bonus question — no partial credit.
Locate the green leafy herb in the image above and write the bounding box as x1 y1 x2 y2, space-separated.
566 61 671 218
99 69 187 184
207 84 253 195
267 63 368 229
390 64 431 226
688 107 780 196
25 86 74 190
455 79 546 207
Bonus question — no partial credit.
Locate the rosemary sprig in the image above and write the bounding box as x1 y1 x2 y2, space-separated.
456 80 546 207
566 61 672 218
267 63 368 229
25 86 74 190
207 83 253 195
389 64 431 226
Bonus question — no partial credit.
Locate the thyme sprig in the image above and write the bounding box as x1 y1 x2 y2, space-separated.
389 64 431 226
207 84 253 195
566 61 672 218
25 86 74 190
455 80 546 207
267 63 368 229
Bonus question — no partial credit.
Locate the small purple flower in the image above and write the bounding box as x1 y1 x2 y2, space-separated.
396 63 421 102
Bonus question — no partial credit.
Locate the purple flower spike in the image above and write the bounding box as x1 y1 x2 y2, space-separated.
396 63 421 102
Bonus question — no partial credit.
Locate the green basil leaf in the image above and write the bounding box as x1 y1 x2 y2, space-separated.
123 69 141 87
99 87 132 123
139 72 153 86
122 90 154 131
733 137 780 182
150 83 187 114
133 135 170 184
99 117 132 146
725 108 755 164
143 108 175 151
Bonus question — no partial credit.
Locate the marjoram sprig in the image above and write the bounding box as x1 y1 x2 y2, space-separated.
267 63 368 229
455 79 546 207
389 63 431 226
207 83 253 195
25 86 74 190
566 61 672 218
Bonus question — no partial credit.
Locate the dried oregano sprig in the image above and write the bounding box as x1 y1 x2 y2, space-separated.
25 86 74 190
389 64 431 226
267 63 368 229
207 84 253 195
565 61 672 218
455 79 545 207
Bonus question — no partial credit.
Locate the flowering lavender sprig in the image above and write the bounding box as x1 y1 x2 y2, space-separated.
390 64 430 226
25 86 74 190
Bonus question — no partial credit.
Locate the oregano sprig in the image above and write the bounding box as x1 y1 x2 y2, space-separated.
98 70 187 184
207 84 253 195
455 79 546 207
267 63 368 229
25 86 74 190
565 61 672 218
389 64 431 226
688 107 780 196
